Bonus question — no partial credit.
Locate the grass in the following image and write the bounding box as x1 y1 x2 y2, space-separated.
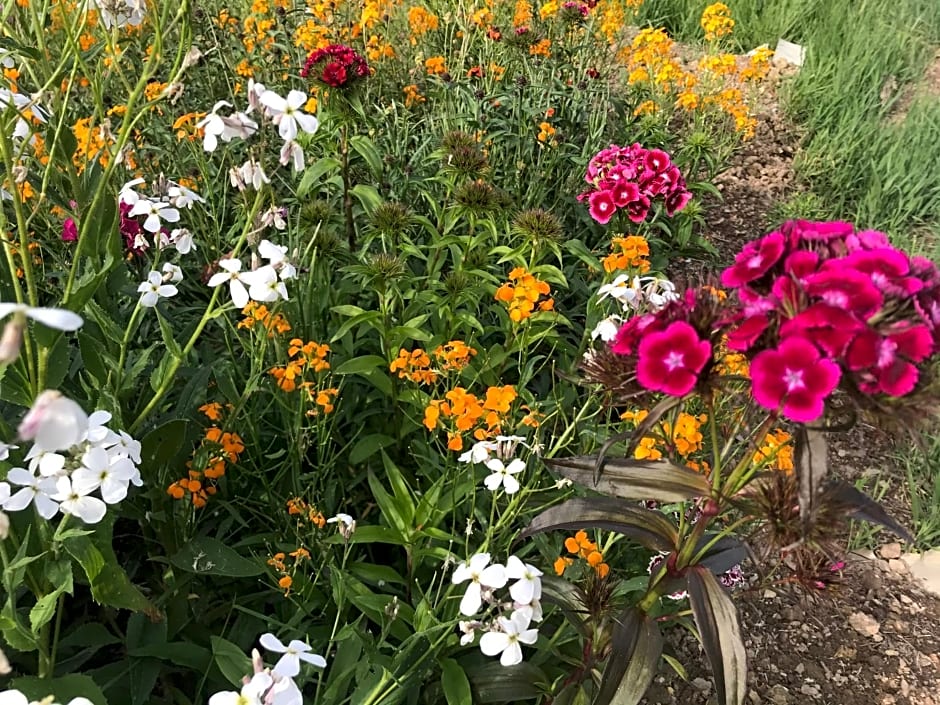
640 0 940 249
901 438 940 549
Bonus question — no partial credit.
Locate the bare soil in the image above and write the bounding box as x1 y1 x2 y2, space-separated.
645 59 940 705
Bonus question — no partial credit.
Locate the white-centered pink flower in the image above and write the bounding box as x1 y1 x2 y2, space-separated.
452 553 507 615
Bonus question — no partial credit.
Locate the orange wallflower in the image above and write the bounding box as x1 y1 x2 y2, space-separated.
425 56 447 76
495 267 554 323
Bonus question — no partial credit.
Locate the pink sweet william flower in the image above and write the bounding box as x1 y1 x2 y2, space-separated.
588 190 616 224
61 218 77 242
721 230 787 288
610 313 659 356
845 324 933 396
750 336 841 422
636 321 711 396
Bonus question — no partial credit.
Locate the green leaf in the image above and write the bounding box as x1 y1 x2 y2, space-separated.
595 607 662 705
29 560 73 634
156 310 183 360
547 456 711 503
128 641 212 671
210 635 252 687
441 658 472 705
169 536 263 577
351 184 382 215
467 662 547 703
368 470 410 540
64 520 158 618
139 419 188 470
0 602 37 651
330 310 383 342
334 355 388 375
520 497 678 552
297 156 342 197
350 135 384 176
687 567 747 705
78 332 113 385
13 674 108 704
349 433 397 464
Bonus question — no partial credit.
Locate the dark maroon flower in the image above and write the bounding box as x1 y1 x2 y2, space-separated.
611 314 660 356
664 188 692 216
322 61 348 88
301 44 369 89
610 181 640 207
625 196 650 223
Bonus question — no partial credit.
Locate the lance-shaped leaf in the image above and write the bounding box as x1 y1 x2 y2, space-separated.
687 567 746 705
595 606 662 705
548 456 710 503
828 481 913 543
540 575 591 638
694 535 750 576
593 395 684 482
795 426 828 528
467 662 549 703
520 497 678 552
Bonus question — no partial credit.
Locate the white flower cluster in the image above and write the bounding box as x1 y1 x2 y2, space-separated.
208 633 326 705
86 0 146 29
591 275 679 342
458 435 531 495
207 239 296 310
0 391 142 525
0 82 48 200
452 553 543 666
198 79 319 184
120 176 202 252
0 689 92 705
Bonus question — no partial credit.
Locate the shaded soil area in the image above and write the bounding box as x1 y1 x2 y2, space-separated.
647 59 940 705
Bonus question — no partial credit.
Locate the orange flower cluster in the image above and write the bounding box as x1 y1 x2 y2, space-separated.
238 302 292 336
701 2 735 41
495 267 554 323
753 429 794 472
173 111 207 142
391 341 478 384
71 117 115 173
286 496 327 528
167 410 246 508
423 384 520 451
408 6 439 39
402 84 426 107
529 39 551 57
512 0 533 27
242 0 278 55
602 235 651 273
270 338 330 392
537 121 556 144
267 546 310 596
425 56 447 75
555 530 610 578
620 409 708 466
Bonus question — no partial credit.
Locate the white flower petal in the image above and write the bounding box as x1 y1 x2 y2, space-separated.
479 631 509 657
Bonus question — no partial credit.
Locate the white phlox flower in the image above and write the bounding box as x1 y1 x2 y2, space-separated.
243 265 288 303
279 140 305 172
259 633 327 678
207 258 252 309
72 445 137 504
327 512 356 539
197 101 259 152
259 208 289 232
641 276 679 309
24 447 67 478
512 599 543 624
52 475 107 524
231 159 270 191
458 440 497 464
18 390 89 452
596 274 641 308
0 689 95 705
128 198 181 234
458 620 482 646
257 239 296 279
483 457 525 494
3 468 59 519
260 89 320 142
245 79 268 115
451 553 508 616
162 262 184 283
505 556 543 605
167 181 205 209
269 674 303 705
0 303 83 332
170 228 196 255
591 314 623 342
118 177 146 207
90 0 147 29
0 442 17 462
208 672 272 705
138 271 179 307
479 611 539 666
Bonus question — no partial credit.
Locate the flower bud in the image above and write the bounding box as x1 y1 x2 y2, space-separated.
18 390 89 452
0 319 23 364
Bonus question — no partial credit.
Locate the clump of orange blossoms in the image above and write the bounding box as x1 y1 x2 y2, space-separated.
167 406 246 508
603 235 651 273
495 267 554 322
555 530 610 578
423 384 521 451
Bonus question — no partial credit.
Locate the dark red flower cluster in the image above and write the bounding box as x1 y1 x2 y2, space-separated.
300 44 369 89
578 143 692 225
606 221 940 423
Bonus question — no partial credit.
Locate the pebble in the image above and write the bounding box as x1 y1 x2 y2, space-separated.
888 558 910 575
768 684 790 705
881 543 902 560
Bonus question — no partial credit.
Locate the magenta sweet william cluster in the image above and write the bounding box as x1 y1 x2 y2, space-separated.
607 220 940 423
300 44 369 89
578 143 692 225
